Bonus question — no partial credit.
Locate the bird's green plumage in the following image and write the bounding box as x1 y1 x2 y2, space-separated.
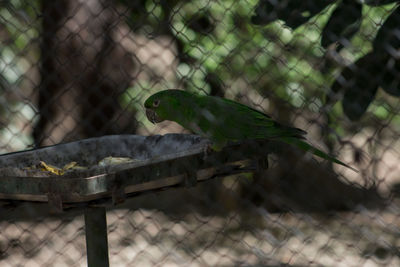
144 89 356 171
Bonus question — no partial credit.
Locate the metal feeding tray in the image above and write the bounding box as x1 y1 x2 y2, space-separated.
0 134 260 207
0 134 267 267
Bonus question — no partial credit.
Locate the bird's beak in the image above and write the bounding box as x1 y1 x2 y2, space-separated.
146 109 164 124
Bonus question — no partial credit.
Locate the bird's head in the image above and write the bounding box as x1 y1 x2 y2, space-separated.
144 93 164 124
144 89 187 124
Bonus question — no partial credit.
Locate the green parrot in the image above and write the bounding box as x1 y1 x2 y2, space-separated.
144 89 356 172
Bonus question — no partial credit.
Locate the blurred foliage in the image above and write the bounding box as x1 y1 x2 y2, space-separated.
328 4 399 122
252 0 400 122
251 0 335 29
321 0 362 50
0 0 399 150
0 0 39 152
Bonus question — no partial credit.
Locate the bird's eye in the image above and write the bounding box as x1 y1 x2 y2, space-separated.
153 99 160 107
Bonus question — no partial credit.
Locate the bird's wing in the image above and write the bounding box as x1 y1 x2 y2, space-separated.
203 96 307 140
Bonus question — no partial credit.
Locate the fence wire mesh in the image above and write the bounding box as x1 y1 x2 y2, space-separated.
1 0 400 266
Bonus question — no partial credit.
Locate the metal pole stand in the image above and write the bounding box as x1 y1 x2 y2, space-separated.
84 206 109 267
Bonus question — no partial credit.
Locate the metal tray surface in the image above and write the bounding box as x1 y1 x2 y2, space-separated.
0 134 256 204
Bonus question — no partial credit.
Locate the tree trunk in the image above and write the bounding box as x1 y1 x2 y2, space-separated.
35 0 136 147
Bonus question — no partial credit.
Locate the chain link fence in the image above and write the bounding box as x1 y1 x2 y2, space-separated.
1 0 400 266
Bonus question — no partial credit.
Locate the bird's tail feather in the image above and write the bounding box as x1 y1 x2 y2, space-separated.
280 137 358 172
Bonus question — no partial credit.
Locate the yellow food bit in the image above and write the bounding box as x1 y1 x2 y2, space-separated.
39 161 64 175
98 156 137 166
62 161 78 170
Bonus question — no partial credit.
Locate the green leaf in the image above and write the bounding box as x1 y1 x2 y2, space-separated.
331 52 382 120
